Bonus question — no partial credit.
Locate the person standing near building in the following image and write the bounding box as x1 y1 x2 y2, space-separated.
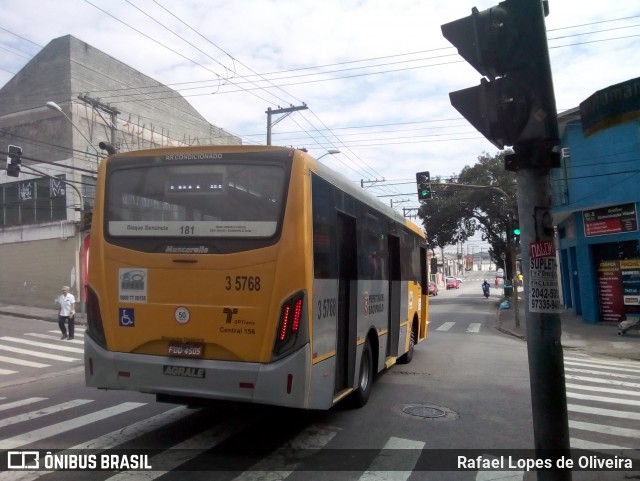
55 286 75 340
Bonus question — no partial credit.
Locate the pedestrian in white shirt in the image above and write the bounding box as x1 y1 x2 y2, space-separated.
55 286 75 340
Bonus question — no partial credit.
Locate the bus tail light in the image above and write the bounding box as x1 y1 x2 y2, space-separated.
273 293 304 356
86 286 107 349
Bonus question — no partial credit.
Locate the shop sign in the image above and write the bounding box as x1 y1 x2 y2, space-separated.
529 241 562 313
580 77 640 137
583 203 638 237
597 259 640 322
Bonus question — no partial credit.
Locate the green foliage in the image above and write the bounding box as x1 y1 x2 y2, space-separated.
417 150 518 268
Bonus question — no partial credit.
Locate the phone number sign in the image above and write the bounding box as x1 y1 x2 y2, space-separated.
529 241 563 313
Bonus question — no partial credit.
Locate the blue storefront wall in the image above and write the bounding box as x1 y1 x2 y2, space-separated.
557 208 639 323
553 116 640 324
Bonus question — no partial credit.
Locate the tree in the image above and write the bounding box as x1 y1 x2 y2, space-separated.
418 176 476 271
417 151 519 279
458 151 518 276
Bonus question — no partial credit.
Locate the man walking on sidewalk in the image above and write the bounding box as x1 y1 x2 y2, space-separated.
55 286 75 340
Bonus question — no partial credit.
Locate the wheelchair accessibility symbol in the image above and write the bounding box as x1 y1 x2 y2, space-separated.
119 308 135 327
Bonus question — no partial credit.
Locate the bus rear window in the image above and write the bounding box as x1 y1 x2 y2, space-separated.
107 163 287 238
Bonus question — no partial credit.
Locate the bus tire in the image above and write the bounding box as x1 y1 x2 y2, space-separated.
352 340 373 408
398 326 415 364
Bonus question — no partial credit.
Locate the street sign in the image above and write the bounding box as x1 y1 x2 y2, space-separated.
529 241 562 313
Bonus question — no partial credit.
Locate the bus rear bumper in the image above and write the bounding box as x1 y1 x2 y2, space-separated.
84 335 312 408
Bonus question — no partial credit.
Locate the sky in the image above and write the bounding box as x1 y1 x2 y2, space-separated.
1 0 639 225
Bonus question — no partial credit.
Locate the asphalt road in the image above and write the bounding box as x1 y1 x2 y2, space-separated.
0 276 638 480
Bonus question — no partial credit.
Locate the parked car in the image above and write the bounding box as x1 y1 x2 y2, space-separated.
445 276 460 289
428 282 439 296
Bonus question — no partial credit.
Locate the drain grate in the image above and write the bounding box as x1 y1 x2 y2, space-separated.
398 404 458 420
402 404 446 419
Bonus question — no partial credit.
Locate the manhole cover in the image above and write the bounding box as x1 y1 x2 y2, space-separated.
402 404 446 419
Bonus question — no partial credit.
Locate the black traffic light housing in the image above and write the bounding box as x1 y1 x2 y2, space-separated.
6 144 22 177
416 171 432 200
441 0 559 170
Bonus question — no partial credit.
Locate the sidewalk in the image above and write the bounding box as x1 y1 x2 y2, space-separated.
0 303 86 325
1 297 639 361
495 289 640 361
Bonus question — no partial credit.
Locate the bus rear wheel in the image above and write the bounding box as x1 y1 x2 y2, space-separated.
398 327 415 364
352 340 373 407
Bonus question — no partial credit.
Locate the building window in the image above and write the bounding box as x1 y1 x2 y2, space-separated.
0 175 67 227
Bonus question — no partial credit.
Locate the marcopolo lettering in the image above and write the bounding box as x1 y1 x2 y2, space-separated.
163 365 205 378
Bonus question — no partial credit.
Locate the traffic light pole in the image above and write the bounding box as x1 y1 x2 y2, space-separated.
516 163 571 480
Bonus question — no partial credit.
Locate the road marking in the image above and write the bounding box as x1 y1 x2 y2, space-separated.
0 402 146 450
570 419 640 439
565 367 640 381
0 407 192 481
565 382 640 397
564 359 639 374
105 415 258 481
230 423 341 481
0 397 47 412
26 333 84 345
0 368 18 375
564 354 640 368
436 322 455 331
0 337 84 353
360 437 425 481
466 323 481 333
0 354 50 368
568 403 640 421
0 344 79 362
565 374 640 390
0 399 93 429
567 391 640 407
570 437 629 451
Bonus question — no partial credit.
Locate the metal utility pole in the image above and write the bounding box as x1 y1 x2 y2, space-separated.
442 1 570 478
265 104 308 145
78 94 121 147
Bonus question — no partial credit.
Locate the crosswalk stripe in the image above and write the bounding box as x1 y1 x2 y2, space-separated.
0 397 47 412
0 399 93 429
570 419 640 439
436 322 455 331
105 415 257 480
564 355 640 368
0 344 79 362
0 402 146 450
568 403 640 421
564 359 639 374
565 367 640 381
566 382 640 398
0 337 84 353
47 328 85 335
0 354 50 368
0 407 192 481
570 437 629 451
360 437 425 481
231 423 341 481
565 374 640 390
0 368 18 375
567 391 640 407
466 323 481 333
26 333 84 345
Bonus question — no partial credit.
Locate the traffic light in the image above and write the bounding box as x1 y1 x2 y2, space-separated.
513 227 521 236
441 0 560 169
6 144 22 177
416 171 432 200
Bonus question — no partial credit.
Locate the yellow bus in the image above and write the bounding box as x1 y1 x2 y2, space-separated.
85 145 429 409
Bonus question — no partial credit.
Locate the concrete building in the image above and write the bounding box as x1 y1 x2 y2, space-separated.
552 76 640 324
0 35 240 309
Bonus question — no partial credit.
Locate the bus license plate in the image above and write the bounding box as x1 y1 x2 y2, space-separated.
167 341 204 358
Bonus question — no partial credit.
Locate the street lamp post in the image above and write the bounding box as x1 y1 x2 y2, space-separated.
317 149 340 160
45 101 101 157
